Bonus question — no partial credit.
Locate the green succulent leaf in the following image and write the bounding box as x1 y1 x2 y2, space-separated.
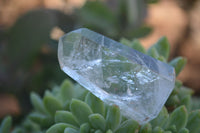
186 110 200 133
0 116 12 133
64 127 79 133
153 127 164 133
85 92 105 115
80 123 90 133
169 57 187 76
157 56 166 62
147 47 160 59
139 123 152 133
178 128 189 133
51 86 60 97
128 26 153 39
175 80 183 88
59 80 74 102
165 95 180 107
131 40 146 54
46 123 77 133
73 85 88 100
63 100 71 111
151 107 169 128
55 111 79 127
180 95 191 111
167 125 177 132
43 95 62 115
95 130 103 133
120 38 131 46
89 113 106 131
167 106 188 131
29 112 53 127
164 131 172 133
22 119 40 132
30 92 47 114
148 36 170 60
106 105 121 131
120 38 146 54
106 129 113 133
115 119 139 133
44 90 54 97
192 97 200 110
70 99 93 125
178 86 193 100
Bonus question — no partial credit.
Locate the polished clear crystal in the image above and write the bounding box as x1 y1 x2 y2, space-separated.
58 28 175 124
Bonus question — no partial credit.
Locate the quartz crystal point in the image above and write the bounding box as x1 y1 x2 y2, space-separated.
58 28 175 124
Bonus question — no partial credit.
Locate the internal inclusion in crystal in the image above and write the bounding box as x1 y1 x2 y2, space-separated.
58 28 175 124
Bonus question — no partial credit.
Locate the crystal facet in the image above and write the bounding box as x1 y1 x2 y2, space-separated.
58 28 175 124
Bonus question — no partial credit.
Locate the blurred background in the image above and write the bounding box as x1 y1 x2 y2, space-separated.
0 0 200 122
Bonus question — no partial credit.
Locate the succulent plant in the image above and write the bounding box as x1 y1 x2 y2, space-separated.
1 37 200 133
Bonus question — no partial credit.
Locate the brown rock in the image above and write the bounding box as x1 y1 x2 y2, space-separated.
140 0 188 56
43 0 85 13
0 94 20 118
178 63 200 93
179 39 200 65
0 0 42 27
177 0 200 93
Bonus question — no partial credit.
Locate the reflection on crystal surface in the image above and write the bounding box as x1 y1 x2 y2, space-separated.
58 28 175 124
